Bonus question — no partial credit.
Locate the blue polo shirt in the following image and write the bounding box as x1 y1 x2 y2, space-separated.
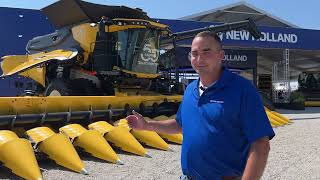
176 68 275 180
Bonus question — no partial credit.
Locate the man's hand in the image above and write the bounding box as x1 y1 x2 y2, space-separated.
126 110 182 134
126 110 149 130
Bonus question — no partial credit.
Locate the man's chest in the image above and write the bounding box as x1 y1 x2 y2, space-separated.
181 89 242 133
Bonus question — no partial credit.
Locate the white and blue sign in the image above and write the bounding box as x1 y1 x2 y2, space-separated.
159 19 320 50
223 49 257 69
174 47 256 69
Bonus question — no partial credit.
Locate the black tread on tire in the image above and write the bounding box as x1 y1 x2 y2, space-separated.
44 78 73 96
71 78 100 96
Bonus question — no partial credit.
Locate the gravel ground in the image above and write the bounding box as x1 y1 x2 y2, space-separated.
1 107 320 180
262 107 320 180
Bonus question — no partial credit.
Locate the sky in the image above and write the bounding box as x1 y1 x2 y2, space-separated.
0 0 319 30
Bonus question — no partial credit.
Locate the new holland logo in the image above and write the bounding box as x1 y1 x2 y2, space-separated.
210 100 224 104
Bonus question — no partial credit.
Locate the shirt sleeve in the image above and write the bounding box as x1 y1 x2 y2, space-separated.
240 81 275 144
175 102 183 127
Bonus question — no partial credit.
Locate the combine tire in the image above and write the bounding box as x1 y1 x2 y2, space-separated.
44 78 73 96
71 78 99 96
45 78 99 96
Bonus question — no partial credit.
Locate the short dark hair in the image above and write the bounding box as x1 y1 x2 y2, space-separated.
194 31 222 50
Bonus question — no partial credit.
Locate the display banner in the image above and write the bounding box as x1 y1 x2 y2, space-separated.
159 19 320 50
173 47 256 69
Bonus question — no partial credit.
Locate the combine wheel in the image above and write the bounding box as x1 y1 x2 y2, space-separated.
45 78 99 96
44 78 73 96
71 78 99 96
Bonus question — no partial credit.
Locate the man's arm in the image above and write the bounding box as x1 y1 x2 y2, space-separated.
126 110 182 134
241 137 270 180
146 119 182 134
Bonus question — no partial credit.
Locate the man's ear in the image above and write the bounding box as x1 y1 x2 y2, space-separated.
218 50 225 60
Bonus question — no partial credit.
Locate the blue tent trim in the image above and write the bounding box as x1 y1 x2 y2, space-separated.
158 19 320 50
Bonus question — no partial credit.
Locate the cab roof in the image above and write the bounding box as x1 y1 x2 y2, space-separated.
42 0 151 28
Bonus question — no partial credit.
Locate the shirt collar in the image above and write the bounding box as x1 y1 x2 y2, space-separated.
199 80 216 89
211 67 234 89
193 67 234 94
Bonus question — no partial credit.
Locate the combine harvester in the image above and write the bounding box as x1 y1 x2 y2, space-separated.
0 0 288 179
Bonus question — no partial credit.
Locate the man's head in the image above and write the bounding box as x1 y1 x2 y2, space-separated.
190 31 224 75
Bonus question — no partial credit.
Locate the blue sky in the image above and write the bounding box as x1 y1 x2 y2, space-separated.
0 0 318 30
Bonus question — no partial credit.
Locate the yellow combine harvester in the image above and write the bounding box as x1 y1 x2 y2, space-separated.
0 0 268 179
0 0 263 127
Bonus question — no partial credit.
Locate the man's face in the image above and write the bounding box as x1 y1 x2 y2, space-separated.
190 36 224 74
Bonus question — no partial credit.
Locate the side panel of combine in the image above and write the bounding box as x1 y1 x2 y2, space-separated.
1 49 78 87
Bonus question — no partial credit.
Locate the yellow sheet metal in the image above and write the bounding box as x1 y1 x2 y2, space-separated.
115 119 169 151
305 101 320 107
26 127 56 144
264 106 291 124
60 124 121 164
0 131 42 180
113 66 160 79
130 129 169 151
39 133 87 174
88 121 115 134
1 49 77 77
266 111 287 125
271 111 291 123
113 18 169 30
59 124 87 141
26 127 87 174
267 114 282 127
89 121 148 157
0 130 19 146
0 95 182 116
151 116 183 144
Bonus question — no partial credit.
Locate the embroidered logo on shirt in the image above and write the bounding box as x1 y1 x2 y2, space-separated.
210 100 224 103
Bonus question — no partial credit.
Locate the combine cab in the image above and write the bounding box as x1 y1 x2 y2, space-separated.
0 0 267 179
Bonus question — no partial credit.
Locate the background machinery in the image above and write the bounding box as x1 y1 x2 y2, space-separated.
298 71 320 101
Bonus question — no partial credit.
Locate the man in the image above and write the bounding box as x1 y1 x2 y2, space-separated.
126 31 275 180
